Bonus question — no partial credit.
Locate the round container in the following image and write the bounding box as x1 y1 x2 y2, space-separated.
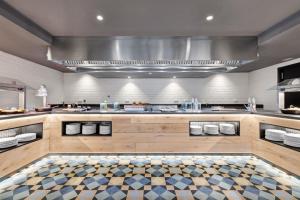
66 123 81 135
16 133 37 142
219 123 235 135
204 125 219 135
82 124 96 135
99 123 111 135
265 129 286 142
0 129 16 138
190 126 203 135
0 137 18 149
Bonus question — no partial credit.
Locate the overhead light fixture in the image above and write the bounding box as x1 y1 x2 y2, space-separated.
148 72 152 75
206 15 214 21
96 15 104 21
173 76 176 79
128 76 131 79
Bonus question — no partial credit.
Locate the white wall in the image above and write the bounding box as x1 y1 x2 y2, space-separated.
249 58 300 110
0 51 64 108
63 73 249 104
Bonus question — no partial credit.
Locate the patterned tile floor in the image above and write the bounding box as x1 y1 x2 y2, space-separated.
0 155 300 200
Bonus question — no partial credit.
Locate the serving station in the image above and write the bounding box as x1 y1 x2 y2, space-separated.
0 111 299 177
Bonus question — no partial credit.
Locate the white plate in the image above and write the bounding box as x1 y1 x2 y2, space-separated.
284 140 300 148
66 123 81 135
284 133 300 143
0 137 18 149
16 133 37 142
82 124 96 135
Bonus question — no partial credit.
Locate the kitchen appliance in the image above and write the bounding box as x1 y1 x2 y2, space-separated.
272 63 300 114
47 36 258 77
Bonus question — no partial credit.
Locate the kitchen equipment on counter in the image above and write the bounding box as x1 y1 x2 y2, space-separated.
0 108 25 115
265 129 286 142
284 133 300 147
66 123 81 135
280 105 300 115
16 133 37 142
82 123 96 135
99 122 111 135
204 124 219 135
0 137 18 149
219 123 236 135
35 107 52 112
0 129 16 138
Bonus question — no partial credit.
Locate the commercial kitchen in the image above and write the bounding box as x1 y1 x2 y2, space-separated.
0 1 300 199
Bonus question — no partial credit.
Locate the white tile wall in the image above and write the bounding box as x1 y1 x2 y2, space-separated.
0 51 64 108
63 73 249 104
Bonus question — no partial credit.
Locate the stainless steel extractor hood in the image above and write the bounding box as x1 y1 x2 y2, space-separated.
47 36 258 77
270 78 300 91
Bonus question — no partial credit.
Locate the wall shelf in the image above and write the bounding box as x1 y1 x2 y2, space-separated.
260 123 300 152
0 123 43 153
189 121 240 136
62 121 112 136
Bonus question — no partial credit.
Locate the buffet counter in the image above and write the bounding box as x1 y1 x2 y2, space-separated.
0 111 300 176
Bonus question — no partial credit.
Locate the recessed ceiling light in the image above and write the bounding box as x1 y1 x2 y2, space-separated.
148 72 152 75
128 76 131 79
173 76 176 79
96 15 104 21
206 15 214 21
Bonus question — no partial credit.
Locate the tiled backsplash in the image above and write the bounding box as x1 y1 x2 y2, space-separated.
63 73 249 104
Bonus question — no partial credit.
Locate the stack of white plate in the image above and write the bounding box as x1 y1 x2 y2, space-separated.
190 125 203 135
16 133 37 142
204 125 219 135
219 123 236 135
99 124 111 135
66 123 81 135
0 137 18 149
284 133 300 147
82 124 96 135
265 129 286 142
0 129 16 138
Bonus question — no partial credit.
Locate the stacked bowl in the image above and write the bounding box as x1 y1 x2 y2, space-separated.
284 133 300 147
0 137 18 149
99 124 111 135
204 124 219 135
219 123 236 135
190 125 203 135
66 123 81 135
16 133 37 142
82 123 96 135
265 129 286 142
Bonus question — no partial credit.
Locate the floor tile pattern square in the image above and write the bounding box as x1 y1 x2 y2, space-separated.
0 155 299 200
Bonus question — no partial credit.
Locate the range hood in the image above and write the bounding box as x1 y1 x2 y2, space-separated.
270 78 300 91
47 36 258 77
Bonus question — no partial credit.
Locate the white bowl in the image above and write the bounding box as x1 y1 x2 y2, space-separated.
284 140 300 148
204 125 219 135
265 129 286 142
82 124 96 135
284 133 300 143
16 133 37 142
0 137 18 149
66 123 81 135
99 125 111 135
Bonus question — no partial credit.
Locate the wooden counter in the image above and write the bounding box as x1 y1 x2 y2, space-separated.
0 113 299 177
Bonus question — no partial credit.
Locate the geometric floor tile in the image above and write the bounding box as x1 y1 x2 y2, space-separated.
0 155 299 200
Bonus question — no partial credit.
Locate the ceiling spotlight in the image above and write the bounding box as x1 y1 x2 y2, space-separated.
173 76 176 79
128 76 131 79
96 15 104 21
206 15 214 21
148 72 152 75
